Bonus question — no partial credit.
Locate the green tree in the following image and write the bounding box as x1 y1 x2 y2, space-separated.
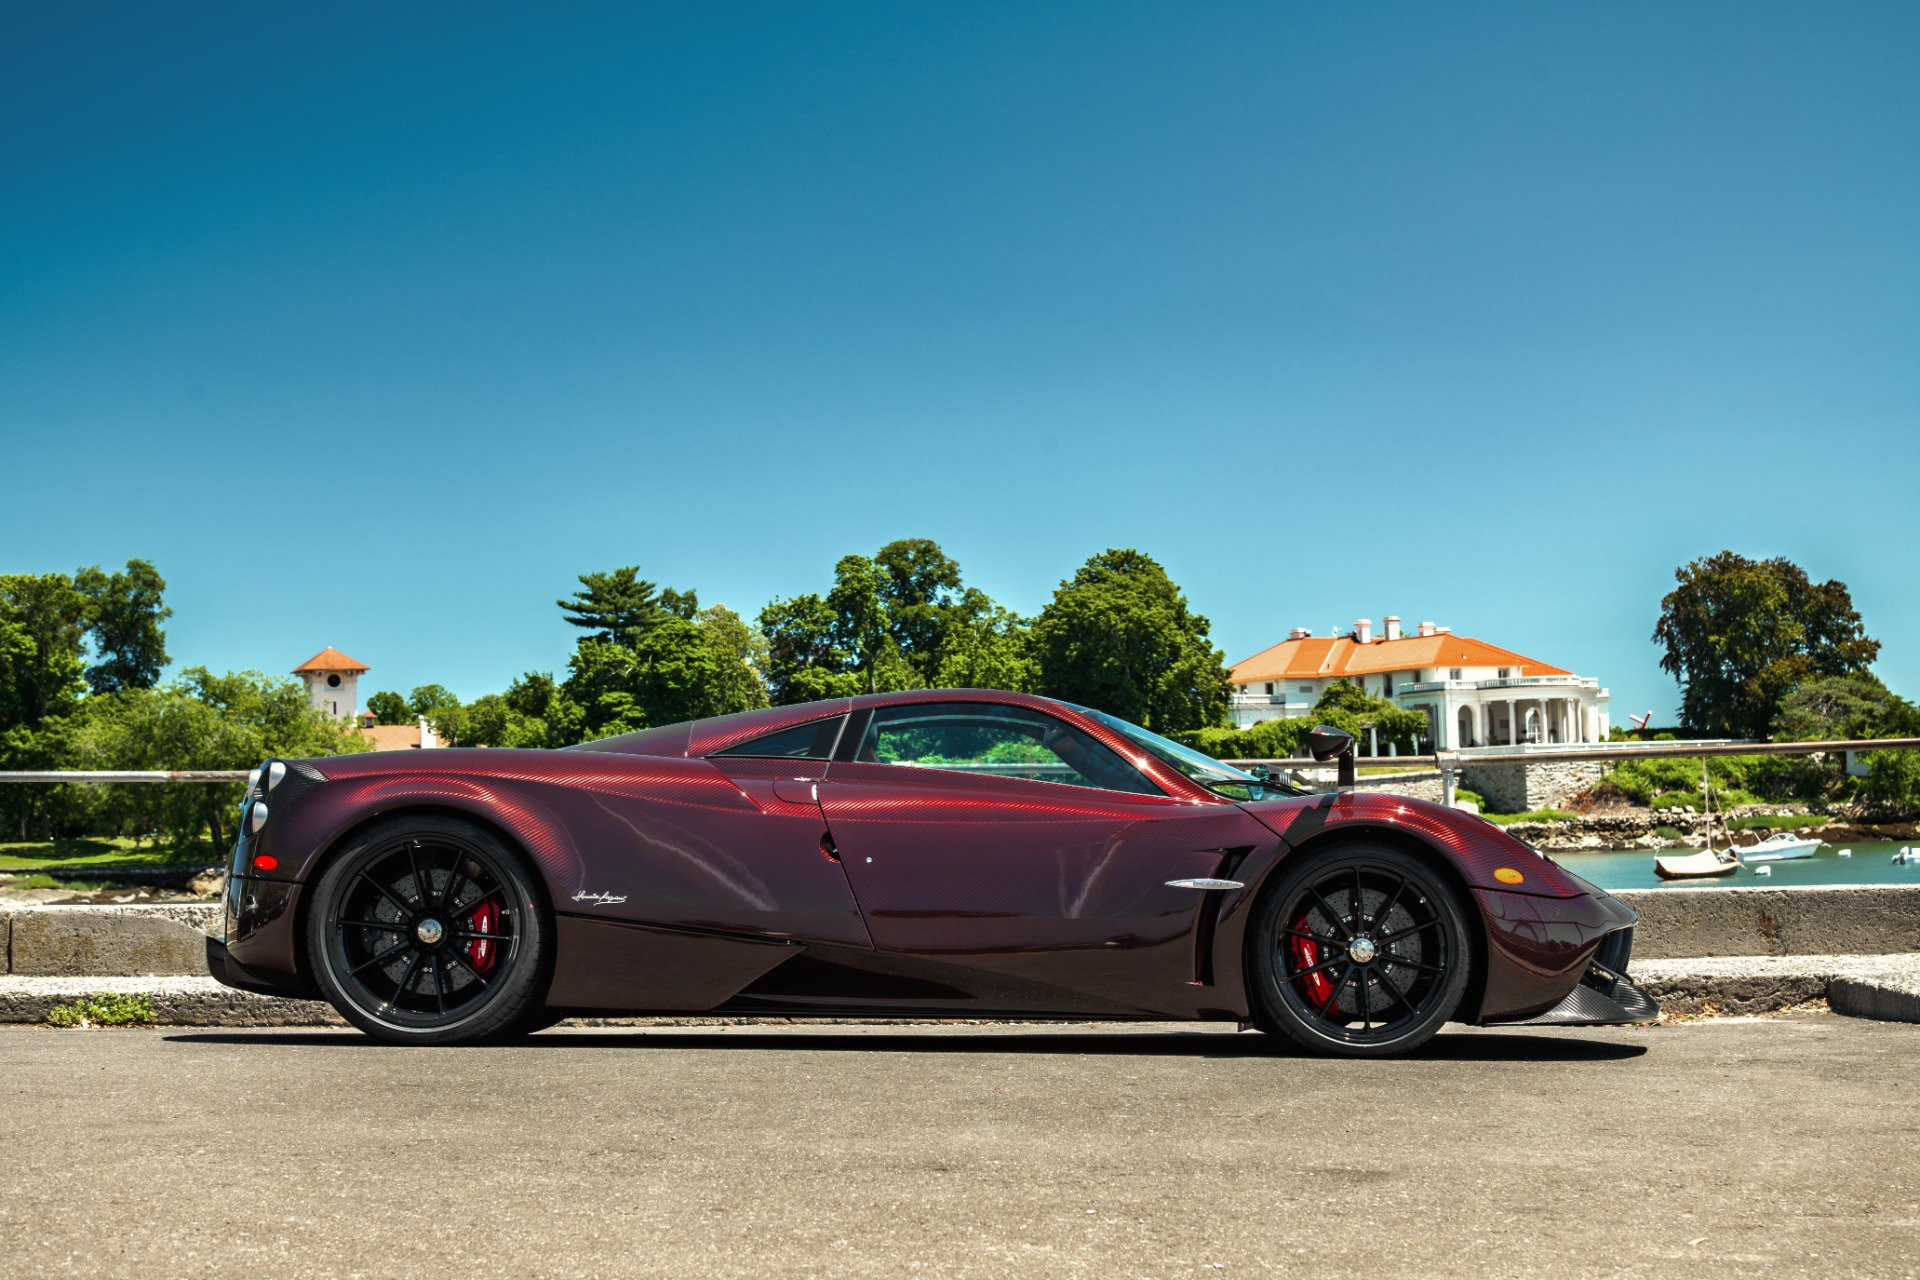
557 567 666 643
875 538 965 683
464 672 586 749
758 593 865 705
933 595 1037 692
0 574 90 840
1771 673 1920 742
824 554 917 694
403 685 465 744
74 668 365 850
365 690 411 725
759 540 1023 704
0 573 89 728
1308 682 1430 753
1654 552 1880 737
74 559 171 694
697 605 771 714
1031 549 1231 733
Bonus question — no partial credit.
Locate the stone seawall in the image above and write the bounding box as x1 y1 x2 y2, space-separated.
1459 759 1606 812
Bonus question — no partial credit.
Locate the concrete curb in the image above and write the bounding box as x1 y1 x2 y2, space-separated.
1636 953 1920 1018
2 904 217 977
0 976 339 1027
1829 973 1920 1024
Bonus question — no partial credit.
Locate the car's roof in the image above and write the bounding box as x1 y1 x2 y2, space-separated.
573 689 1085 759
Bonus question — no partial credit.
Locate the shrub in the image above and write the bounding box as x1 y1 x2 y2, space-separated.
1600 755 1830 808
1453 787 1485 809
45 993 156 1028
1860 750 1920 808
1653 825 1685 841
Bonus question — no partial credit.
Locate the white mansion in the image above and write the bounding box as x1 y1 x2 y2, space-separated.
1229 616 1611 750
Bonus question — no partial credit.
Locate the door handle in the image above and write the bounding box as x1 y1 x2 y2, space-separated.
771 778 819 805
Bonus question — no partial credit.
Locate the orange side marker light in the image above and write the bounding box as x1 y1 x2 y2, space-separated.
1493 867 1524 885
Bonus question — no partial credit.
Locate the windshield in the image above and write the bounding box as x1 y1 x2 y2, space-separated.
1074 705 1310 800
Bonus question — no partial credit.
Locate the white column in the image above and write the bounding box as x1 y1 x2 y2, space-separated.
1508 699 1520 745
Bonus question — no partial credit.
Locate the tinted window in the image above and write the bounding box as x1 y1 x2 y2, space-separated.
714 717 843 760
854 703 1158 796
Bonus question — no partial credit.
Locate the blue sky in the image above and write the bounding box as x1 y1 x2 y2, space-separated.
3 2 1916 721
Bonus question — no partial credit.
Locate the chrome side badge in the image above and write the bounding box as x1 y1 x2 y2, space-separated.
1166 878 1244 890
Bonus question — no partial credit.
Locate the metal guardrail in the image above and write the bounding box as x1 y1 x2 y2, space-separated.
2 737 1916 808
1223 737 1920 806
0 770 249 783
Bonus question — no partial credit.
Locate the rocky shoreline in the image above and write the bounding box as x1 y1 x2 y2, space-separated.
1503 805 1920 852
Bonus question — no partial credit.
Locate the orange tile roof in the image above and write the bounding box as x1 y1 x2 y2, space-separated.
292 646 370 674
1230 633 1570 684
357 723 424 751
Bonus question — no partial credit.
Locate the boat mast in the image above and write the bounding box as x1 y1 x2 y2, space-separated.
1701 758 1714 857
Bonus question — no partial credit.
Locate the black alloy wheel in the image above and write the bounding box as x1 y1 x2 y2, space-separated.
308 816 551 1044
1248 843 1471 1057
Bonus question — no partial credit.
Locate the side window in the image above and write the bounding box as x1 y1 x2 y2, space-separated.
854 703 1159 796
713 717 843 760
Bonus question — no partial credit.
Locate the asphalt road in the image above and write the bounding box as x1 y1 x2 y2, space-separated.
1 1017 1916 1279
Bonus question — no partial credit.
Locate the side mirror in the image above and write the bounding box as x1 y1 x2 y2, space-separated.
1307 724 1357 789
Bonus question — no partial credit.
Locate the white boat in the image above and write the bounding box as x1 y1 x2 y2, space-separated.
1739 832 1823 862
1654 847 1740 879
1894 846 1920 867
1654 761 1743 881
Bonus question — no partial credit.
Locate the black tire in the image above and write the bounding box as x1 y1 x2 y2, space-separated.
307 815 552 1045
1247 842 1471 1058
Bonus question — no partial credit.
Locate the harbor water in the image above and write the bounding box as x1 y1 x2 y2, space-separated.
1561 839 1920 892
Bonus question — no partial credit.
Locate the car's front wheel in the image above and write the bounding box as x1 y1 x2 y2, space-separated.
307 816 551 1045
1247 842 1471 1057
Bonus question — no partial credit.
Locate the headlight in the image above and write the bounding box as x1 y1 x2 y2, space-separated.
247 766 261 792
249 802 269 834
266 760 287 791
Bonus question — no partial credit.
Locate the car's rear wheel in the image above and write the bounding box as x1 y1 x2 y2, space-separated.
1247 842 1471 1058
307 816 551 1045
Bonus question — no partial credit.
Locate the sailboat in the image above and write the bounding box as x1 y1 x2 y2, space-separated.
1654 761 1742 881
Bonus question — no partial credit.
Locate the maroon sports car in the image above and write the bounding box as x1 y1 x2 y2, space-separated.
208 689 1656 1054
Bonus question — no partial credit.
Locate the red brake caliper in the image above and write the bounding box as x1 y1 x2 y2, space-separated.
1290 914 1335 1010
468 901 500 976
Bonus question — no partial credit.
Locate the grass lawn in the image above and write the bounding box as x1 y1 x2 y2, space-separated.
1482 808 1579 825
0 837 222 873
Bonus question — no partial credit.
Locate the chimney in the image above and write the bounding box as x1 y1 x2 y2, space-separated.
1435 625 1452 634
1288 627 1311 640
1354 618 1372 644
1417 621 1436 638
1383 616 1402 642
